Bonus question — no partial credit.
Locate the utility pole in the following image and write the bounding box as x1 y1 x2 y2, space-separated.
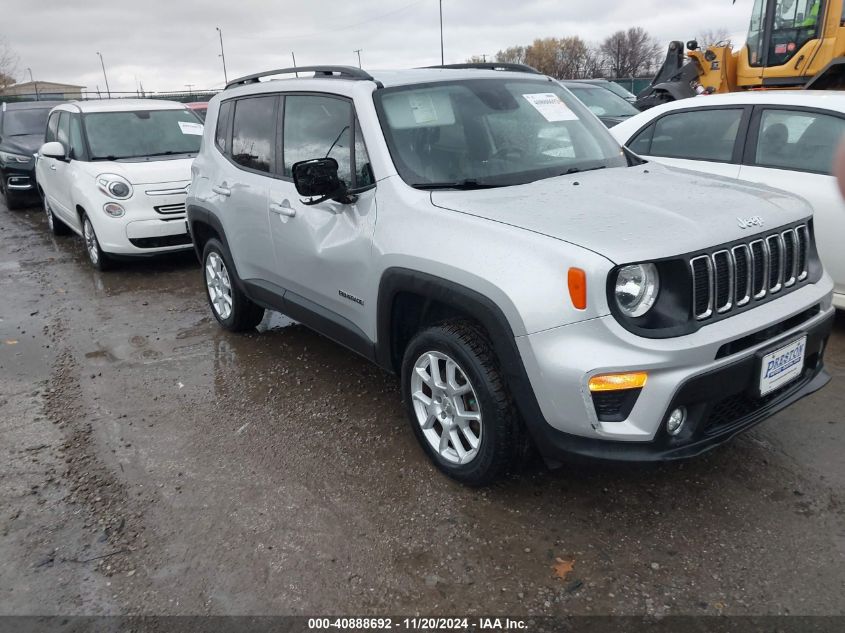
216 27 228 85
354 49 362 69
26 67 39 101
439 0 444 65
292 52 298 77
96 52 111 98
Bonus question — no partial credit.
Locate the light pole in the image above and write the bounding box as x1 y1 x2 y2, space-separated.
292 51 298 77
216 27 228 85
185 84 194 97
354 49 362 69
96 52 111 98
26 67 39 101
439 0 444 65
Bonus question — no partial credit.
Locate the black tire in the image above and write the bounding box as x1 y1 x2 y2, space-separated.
202 238 264 332
43 194 71 236
1 180 25 211
81 213 113 271
401 319 524 486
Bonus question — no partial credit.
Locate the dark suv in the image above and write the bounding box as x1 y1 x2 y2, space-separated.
0 101 63 209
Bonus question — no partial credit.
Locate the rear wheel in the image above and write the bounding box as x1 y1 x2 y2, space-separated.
82 214 113 271
202 238 264 332
401 320 524 486
44 195 70 235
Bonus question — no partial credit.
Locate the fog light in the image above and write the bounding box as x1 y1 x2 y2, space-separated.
103 202 125 218
666 407 687 436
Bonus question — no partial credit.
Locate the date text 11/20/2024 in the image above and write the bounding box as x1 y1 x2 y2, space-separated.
307 617 528 630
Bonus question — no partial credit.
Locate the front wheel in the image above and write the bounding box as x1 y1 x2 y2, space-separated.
401 320 524 486
202 238 264 331
82 214 112 270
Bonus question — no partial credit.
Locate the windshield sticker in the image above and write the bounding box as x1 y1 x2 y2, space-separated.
522 93 578 122
178 121 204 135
408 93 439 125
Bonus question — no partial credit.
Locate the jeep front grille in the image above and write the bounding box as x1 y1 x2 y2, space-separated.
691 225 809 321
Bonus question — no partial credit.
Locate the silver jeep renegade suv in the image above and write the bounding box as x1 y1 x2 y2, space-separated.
187 63 834 485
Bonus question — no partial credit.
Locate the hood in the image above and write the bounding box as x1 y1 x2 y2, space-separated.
430 163 813 264
77 156 194 185
2 134 42 157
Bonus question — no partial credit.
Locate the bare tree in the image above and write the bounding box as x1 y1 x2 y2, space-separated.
600 27 662 78
0 35 18 89
697 28 732 47
495 46 527 65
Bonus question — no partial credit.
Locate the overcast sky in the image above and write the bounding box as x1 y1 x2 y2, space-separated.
5 0 755 93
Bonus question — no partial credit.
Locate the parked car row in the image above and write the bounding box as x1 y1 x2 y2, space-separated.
3 66 838 485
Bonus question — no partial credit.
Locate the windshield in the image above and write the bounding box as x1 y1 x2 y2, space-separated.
83 109 203 160
602 82 636 101
565 84 639 118
747 0 824 66
2 108 51 136
374 78 628 189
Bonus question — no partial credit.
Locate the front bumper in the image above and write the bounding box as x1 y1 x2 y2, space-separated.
2 165 38 197
527 313 832 463
515 278 835 463
92 182 192 255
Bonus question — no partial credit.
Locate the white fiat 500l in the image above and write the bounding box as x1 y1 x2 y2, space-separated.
36 99 202 269
609 91 845 309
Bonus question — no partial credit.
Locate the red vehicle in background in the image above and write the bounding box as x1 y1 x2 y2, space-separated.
186 102 208 121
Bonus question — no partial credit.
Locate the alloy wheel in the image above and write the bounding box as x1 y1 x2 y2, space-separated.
44 196 54 231
410 351 483 465
83 218 99 265
205 251 233 320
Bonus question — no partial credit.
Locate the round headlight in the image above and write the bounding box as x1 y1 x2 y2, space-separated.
96 174 133 200
109 181 131 198
615 263 660 318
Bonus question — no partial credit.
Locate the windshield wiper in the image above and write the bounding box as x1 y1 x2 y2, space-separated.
91 155 134 161
562 165 607 175
142 150 194 157
412 179 501 191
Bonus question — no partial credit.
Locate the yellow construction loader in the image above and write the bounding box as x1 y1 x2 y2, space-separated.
636 0 845 108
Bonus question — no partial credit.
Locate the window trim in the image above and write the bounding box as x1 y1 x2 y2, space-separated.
227 94 280 178
742 104 845 176
627 105 752 165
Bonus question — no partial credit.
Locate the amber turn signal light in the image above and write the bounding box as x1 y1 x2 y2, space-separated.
568 268 587 310
588 372 648 392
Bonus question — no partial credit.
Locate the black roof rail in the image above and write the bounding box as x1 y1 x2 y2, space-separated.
226 65 376 90
425 62 542 75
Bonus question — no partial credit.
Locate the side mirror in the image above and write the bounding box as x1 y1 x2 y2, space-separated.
39 141 66 160
292 158 346 202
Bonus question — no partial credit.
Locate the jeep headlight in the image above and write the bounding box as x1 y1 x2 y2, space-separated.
0 150 32 164
96 173 133 200
615 263 660 318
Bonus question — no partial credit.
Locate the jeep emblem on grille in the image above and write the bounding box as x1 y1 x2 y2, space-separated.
737 216 764 230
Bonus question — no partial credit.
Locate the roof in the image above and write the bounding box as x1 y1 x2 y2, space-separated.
646 90 845 113
1 100 65 111
59 99 190 113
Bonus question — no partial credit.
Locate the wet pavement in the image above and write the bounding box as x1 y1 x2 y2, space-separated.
1 199 844 617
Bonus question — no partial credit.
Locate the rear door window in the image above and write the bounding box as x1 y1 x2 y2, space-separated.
648 109 744 162
231 96 277 174
753 108 845 174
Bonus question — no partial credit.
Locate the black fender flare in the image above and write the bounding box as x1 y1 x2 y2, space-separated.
186 203 247 292
375 267 548 438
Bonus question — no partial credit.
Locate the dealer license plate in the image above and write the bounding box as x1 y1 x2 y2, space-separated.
759 337 806 396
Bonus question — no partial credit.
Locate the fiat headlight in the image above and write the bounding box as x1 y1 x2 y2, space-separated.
615 264 660 318
96 173 133 199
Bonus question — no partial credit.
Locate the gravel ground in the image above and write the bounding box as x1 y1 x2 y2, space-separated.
1 199 844 617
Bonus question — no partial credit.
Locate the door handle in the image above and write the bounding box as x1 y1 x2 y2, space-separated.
212 184 231 197
270 199 296 218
